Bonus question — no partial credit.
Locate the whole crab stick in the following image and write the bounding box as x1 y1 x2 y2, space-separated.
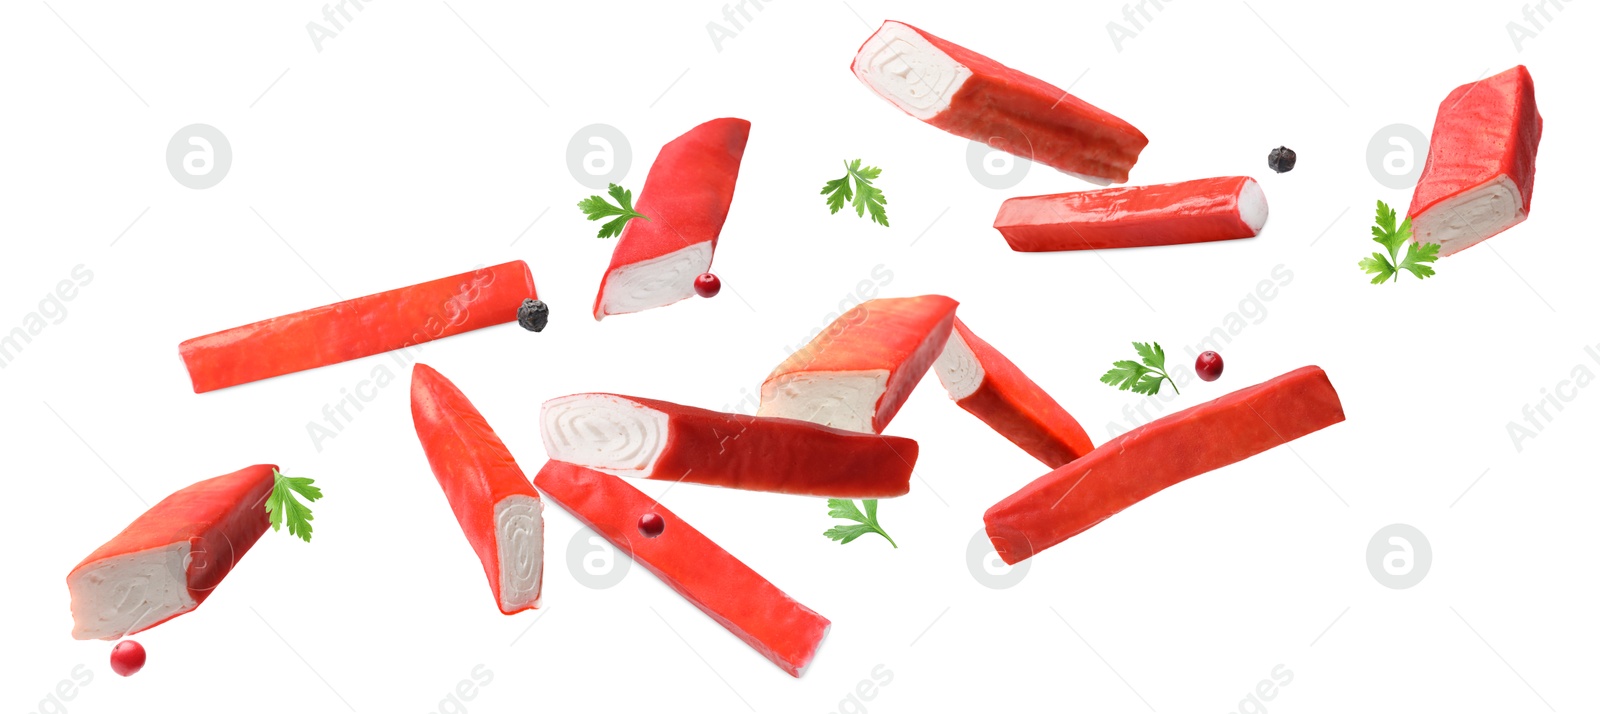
932 318 1093 468
534 460 830 677
759 295 958 434
411 364 542 614
985 366 1344 564
541 393 917 498
852 20 1147 185
594 118 751 320
1408 66 1542 256
67 465 275 640
181 261 537 393
993 176 1268 252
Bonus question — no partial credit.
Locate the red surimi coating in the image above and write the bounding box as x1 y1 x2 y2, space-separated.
180 261 536 393
985 367 1344 564
934 318 1093 468
593 118 751 320
411 364 542 614
534 460 830 677
852 21 1147 184
993 176 1268 252
67 465 275 640
1407 66 1543 256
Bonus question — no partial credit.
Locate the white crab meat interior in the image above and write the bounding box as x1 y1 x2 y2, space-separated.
933 330 984 400
852 21 971 121
1411 175 1525 256
597 242 713 318
67 543 195 641
757 370 889 434
494 495 543 610
541 394 670 475
1237 178 1269 235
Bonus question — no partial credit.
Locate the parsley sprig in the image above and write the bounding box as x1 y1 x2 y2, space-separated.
821 159 889 227
1100 342 1180 396
265 468 323 543
823 498 897 548
1359 200 1438 284
577 183 649 239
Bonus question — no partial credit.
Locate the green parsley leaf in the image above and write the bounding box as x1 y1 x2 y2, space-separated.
1360 200 1437 284
823 498 897 548
265 468 324 543
821 159 889 227
1100 342 1179 396
577 183 649 239
1398 240 1439 279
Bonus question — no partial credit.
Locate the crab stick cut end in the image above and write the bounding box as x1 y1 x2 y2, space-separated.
69 543 198 640
493 494 544 613
594 241 715 321
1410 176 1527 257
852 20 972 122
539 393 670 476
1238 178 1269 236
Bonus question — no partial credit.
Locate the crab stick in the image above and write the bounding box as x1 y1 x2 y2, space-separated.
1408 66 1542 256
933 318 1093 468
593 118 750 320
852 20 1147 185
68 465 275 640
985 366 1344 564
759 295 958 434
411 364 542 614
534 460 829 676
541 393 917 498
993 177 1268 252
180 261 536 393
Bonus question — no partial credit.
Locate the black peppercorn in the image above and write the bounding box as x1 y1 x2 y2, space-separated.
1267 146 1297 173
517 299 549 332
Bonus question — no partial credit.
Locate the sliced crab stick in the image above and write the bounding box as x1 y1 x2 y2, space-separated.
534 460 830 677
852 20 1147 185
181 261 537 393
541 393 917 498
411 364 542 614
1408 66 1542 256
759 295 958 434
993 176 1268 252
933 318 1093 468
594 118 751 320
68 465 275 640
985 366 1344 564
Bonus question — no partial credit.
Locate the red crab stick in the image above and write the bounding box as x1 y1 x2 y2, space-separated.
411 364 542 614
534 460 830 676
541 393 917 498
593 118 751 320
985 367 1344 564
933 318 1093 468
67 465 275 640
993 177 1268 252
852 21 1147 185
759 295 958 434
180 261 536 393
1408 66 1542 256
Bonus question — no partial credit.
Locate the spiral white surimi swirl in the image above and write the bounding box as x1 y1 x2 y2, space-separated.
67 543 196 640
853 21 970 121
597 242 714 318
933 330 984 401
495 495 543 610
540 394 669 475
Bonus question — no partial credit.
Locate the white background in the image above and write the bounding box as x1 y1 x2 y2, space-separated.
2 1 1595 712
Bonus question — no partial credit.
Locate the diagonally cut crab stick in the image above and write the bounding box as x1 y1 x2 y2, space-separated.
180 261 537 393
534 460 830 677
